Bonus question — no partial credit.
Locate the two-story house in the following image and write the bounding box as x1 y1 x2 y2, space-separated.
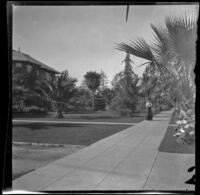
12 49 60 80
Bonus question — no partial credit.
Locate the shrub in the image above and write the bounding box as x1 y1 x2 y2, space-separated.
121 108 133 116
173 102 195 145
12 101 29 113
94 97 106 111
135 98 146 113
26 105 46 113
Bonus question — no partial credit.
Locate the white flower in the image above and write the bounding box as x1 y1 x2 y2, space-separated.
189 124 195 128
185 124 194 129
179 129 185 133
174 132 181 136
184 124 190 129
136 79 143 87
176 120 187 125
181 120 188 125
189 131 195 135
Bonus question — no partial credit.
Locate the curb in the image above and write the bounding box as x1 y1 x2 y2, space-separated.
12 141 85 148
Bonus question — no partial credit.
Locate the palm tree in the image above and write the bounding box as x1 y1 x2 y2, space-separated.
37 70 77 118
116 13 197 102
84 71 101 111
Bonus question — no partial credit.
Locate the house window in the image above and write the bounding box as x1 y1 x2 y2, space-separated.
16 62 22 68
45 72 50 80
27 65 32 73
37 69 40 76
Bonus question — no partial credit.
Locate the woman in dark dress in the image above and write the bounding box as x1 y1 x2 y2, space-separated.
146 98 153 120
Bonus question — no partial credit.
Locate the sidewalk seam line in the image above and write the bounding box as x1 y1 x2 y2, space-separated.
142 151 160 190
92 134 151 190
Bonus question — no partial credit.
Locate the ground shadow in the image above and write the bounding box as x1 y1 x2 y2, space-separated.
13 112 52 118
75 116 115 120
152 119 170 121
13 123 84 130
156 115 171 117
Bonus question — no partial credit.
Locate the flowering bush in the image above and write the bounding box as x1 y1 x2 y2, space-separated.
173 103 195 145
12 100 29 113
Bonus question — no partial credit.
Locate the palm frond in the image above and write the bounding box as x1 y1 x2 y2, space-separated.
41 79 54 93
165 13 197 64
137 61 151 67
151 24 168 44
149 24 176 72
116 37 154 62
150 24 171 57
34 86 49 98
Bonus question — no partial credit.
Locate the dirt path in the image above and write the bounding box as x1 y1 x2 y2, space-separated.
12 144 85 180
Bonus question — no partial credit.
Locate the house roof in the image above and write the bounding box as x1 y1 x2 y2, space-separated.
13 50 60 74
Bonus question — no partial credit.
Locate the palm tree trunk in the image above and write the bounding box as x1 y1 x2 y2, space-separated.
145 85 147 99
55 109 63 119
55 103 64 119
154 97 157 113
92 91 95 111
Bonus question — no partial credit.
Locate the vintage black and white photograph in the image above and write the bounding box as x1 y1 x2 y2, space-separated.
11 2 197 192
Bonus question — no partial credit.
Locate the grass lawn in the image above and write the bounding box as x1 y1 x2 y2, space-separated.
158 115 195 154
13 123 131 146
12 144 85 180
13 111 145 123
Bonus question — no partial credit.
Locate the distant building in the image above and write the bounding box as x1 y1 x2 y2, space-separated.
12 49 60 80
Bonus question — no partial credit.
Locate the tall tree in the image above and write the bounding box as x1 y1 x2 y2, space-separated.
111 53 139 115
99 69 109 91
122 52 135 86
137 65 163 111
38 70 77 118
122 52 138 95
84 71 101 110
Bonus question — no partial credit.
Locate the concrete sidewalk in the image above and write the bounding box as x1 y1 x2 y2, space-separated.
12 110 195 191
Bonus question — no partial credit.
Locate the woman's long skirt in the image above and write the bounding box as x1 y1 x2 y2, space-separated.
147 107 153 120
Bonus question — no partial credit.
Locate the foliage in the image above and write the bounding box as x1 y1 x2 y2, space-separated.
84 71 101 110
98 88 115 110
94 92 106 111
173 100 195 145
94 70 114 111
12 71 49 113
84 71 101 92
99 70 109 90
111 53 139 116
65 86 92 113
38 70 77 118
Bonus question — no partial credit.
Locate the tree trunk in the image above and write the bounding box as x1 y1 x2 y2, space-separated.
55 109 63 119
91 91 95 111
153 97 156 112
55 103 64 119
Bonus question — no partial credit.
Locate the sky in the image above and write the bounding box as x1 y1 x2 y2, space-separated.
12 4 198 86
